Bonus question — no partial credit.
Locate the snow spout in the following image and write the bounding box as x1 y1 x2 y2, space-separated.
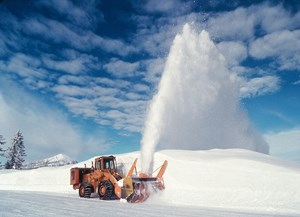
141 24 268 173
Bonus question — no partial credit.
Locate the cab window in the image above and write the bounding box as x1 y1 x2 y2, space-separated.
110 160 115 169
104 159 115 169
96 161 101 169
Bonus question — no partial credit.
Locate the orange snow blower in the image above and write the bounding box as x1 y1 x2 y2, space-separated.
70 156 168 203
121 158 168 203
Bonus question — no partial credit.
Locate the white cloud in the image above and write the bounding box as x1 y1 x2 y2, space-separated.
96 99 148 132
35 0 102 28
229 66 281 98
22 16 137 56
103 58 140 78
60 96 98 118
6 53 46 79
92 35 138 57
52 85 94 97
52 84 119 99
278 55 300 71
2 1 299 139
205 3 300 42
2 5 136 60
93 86 120 96
249 30 300 59
0 33 7 57
57 75 131 91
23 78 51 90
217 41 247 66
51 76 149 133
239 75 280 98
249 30 300 70
132 13 192 57
264 129 300 162
93 96 122 109
44 58 84 74
142 58 165 84
58 75 89 85
207 7 256 41
22 17 77 45
97 119 112 126
42 54 99 74
133 83 150 92
105 110 127 120
94 77 130 89
248 3 300 34
0 9 25 52
125 92 145 100
257 4 300 33
0 78 109 162
139 0 192 15
98 105 146 132
130 2 300 75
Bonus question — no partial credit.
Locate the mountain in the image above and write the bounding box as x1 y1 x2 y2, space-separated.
22 154 77 169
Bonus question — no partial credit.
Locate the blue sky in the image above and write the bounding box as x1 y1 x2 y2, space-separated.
0 0 300 163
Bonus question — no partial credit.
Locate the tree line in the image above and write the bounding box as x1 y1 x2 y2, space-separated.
0 130 26 169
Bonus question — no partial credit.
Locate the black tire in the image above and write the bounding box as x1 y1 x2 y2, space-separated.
79 184 92 198
98 180 114 200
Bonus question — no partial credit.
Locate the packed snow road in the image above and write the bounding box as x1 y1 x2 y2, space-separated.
0 191 297 217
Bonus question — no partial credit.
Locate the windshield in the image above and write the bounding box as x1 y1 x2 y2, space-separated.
103 158 115 169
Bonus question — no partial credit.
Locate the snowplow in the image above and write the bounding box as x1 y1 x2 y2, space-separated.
70 156 168 203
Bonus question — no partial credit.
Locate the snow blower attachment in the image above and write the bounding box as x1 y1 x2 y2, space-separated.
70 156 168 203
121 159 168 203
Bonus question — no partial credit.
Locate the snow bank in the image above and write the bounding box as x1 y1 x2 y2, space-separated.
0 149 300 215
152 150 300 214
0 166 72 193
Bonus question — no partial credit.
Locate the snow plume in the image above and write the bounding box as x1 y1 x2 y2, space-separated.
141 24 268 173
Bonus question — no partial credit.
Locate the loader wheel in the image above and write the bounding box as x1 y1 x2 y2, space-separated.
79 184 92 198
98 180 114 200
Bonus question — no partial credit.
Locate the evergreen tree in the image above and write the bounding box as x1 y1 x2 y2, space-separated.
0 135 6 166
6 131 26 169
4 161 12 169
15 131 26 169
5 137 17 169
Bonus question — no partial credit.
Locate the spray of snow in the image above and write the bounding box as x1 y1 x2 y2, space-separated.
141 24 268 173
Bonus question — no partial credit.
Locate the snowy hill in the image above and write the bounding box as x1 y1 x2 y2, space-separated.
0 149 300 215
22 153 77 169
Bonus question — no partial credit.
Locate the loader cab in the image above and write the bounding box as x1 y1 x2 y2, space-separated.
94 156 117 172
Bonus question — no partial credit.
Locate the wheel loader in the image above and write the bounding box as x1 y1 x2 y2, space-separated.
70 155 168 203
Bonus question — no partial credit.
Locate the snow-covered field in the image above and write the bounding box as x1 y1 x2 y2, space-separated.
1 149 300 216
0 191 292 217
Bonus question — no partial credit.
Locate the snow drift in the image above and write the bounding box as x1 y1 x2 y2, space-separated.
0 149 300 215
